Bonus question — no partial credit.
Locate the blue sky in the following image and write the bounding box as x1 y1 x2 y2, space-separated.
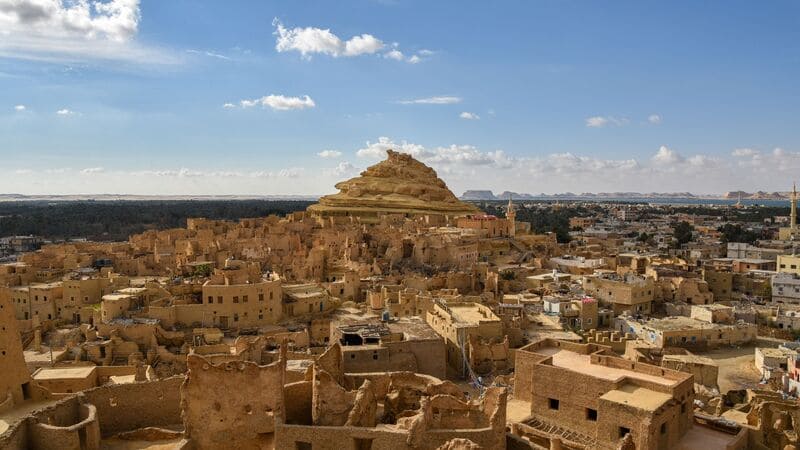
1 0 799 195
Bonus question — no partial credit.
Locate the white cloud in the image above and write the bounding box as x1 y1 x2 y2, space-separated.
323 161 359 177
648 114 662 124
186 49 230 60
237 94 315 111
0 0 140 41
0 0 176 64
356 137 426 159
647 145 722 175
273 18 383 58
686 154 720 169
398 96 462 105
273 19 345 57
272 19 424 63
732 148 758 157
6 144 800 195
731 147 800 175
531 152 640 176
356 137 512 169
343 34 383 56
56 108 77 116
459 112 480 120
278 168 304 178
382 44 426 63
222 103 236 109
384 49 404 61
585 116 608 128
350 138 765 194
652 145 683 165
13 104 25 111
428 146 513 168
317 150 342 158
585 115 629 128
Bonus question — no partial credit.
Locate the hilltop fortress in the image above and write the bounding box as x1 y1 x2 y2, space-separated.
307 150 480 222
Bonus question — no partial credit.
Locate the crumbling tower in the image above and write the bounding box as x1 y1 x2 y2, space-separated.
0 289 30 405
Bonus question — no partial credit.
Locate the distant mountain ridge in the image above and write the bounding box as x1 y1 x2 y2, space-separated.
723 191 788 200
460 191 705 200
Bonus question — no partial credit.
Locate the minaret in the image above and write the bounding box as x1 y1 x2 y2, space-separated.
792 182 797 231
507 194 516 238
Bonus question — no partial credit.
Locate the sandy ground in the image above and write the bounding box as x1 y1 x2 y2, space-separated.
674 424 740 450
101 438 184 450
506 398 532 424
699 345 763 393
0 399 59 435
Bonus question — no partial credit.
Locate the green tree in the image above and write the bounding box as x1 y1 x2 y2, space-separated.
673 221 694 246
718 223 760 245
500 270 516 281
192 263 212 278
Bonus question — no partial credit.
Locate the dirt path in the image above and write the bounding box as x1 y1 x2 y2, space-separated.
699 346 763 393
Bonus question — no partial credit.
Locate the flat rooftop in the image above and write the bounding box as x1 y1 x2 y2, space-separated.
103 294 134 301
28 282 62 289
694 303 732 311
32 366 95 380
600 384 671 411
758 347 796 358
537 346 676 386
386 318 442 340
448 304 498 324
644 316 744 331
734 258 773 264
117 287 147 294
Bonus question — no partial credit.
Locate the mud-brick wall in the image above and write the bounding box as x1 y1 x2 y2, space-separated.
284 381 313 425
0 419 28 449
0 396 82 450
82 376 184 437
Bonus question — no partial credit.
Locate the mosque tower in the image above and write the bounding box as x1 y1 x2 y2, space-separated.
791 182 797 231
507 194 516 238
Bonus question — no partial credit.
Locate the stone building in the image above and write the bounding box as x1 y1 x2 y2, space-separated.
777 254 800 275
542 296 600 330
10 282 62 321
583 273 655 316
617 316 757 350
513 339 695 450
334 318 447 379
456 212 515 239
425 300 503 377
772 272 800 305
181 344 508 450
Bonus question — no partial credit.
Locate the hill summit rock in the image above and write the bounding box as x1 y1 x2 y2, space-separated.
308 150 479 220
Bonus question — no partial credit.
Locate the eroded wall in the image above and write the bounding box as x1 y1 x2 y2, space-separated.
181 353 285 449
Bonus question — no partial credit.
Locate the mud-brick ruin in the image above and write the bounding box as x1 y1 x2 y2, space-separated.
1 150 799 449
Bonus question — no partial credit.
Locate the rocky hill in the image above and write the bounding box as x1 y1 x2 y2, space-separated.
308 150 480 219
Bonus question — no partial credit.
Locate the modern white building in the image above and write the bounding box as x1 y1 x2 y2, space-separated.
772 272 800 305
